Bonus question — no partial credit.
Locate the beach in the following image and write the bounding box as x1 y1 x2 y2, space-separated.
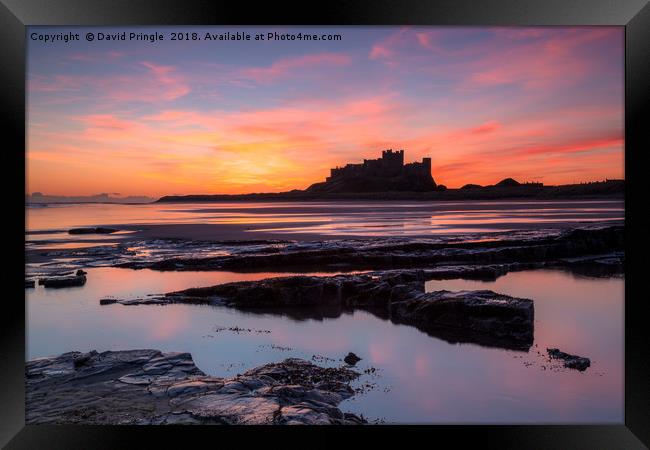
25 199 624 424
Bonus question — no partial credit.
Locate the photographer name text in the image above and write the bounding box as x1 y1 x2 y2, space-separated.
30 31 343 44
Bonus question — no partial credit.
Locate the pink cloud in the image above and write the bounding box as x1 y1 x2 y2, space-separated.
239 52 351 83
79 114 138 130
464 29 620 90
470 121 502 134
510 134 623 157
369 44 393 59
28 74 86 93
28 61 189 103
68 50 125 62
368 27 621 92
126 61 190 101
369 28 411 61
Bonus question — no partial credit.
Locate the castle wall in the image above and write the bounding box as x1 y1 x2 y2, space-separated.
326 150 432 185
313 150 436 192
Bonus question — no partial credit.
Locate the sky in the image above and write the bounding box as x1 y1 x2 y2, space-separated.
27 26 624 196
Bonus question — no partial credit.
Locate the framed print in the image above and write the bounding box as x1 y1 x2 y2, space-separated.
2 0 649 447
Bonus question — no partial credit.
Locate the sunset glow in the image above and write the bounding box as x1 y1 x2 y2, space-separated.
27 26 624 197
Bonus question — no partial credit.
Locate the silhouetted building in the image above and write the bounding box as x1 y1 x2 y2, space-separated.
307 149 437 193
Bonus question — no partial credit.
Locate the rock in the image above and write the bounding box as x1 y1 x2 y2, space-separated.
40 274 86 288
26 350 364 425
73 351 97 368
162 272 424 308
166 380 210 397
421 265 513 281
25 279 35 288
343 352 361 365
547 348 590 371
116 226 623 274
76 269 87 276
104 271 534 350
494 178 521 187
391 290 534 350
68 227 118 235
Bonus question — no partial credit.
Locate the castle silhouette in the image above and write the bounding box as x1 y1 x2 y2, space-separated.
307 149 438 193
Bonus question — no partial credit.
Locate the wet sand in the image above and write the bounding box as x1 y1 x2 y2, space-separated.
126 222 332 242
125 219 623 242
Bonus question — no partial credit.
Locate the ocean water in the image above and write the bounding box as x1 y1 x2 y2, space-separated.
24 199 624 423
26 267 623 424
26 199 624 238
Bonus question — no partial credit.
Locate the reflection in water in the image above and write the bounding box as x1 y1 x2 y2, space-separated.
235 303 532 352
26 200 623 238
26 267 623 423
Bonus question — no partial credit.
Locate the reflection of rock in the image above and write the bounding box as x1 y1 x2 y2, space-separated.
103 270 534 351
420 264 515 281
68 227 118 234
547 348 591 371
236 305 351 322
40 274 87 288
26 350 364 425
344 353 362 365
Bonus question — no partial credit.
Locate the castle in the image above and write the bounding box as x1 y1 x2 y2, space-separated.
307 149 437 193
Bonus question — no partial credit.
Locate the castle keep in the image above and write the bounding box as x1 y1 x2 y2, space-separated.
307 149 437 193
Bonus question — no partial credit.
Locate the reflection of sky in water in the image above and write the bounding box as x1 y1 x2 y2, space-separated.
26 267 623 424
25 200 624 247
26 200 623 231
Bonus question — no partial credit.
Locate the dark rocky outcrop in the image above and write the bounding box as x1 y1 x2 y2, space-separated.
68 227 118 235
39 274 87 288
26 350 364 425
391 290 534 348
156 180 623 202
344 353 362 365
494 178 521 187
101 271 534 350
25 279 36 288
116 226 623 275
547 348 591 371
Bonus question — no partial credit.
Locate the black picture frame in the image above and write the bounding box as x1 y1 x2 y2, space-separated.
2 0 648 447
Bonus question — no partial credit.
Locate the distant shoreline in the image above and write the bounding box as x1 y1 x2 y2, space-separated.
156 180 624 203
25 180 624 205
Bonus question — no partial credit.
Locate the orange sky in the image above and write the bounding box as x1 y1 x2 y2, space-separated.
27 26 624 197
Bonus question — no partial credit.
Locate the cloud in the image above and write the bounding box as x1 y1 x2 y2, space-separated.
26 27 624 196
238 52 351 83
470 121 502 134
28 60 190 103
67 50 125 62
368 27 621 92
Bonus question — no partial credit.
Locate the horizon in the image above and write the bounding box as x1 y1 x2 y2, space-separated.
27 26 624 197
26 174 625 202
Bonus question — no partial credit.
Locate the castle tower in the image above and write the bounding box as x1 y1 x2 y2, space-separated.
422 157 431 175
381 149 404 166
